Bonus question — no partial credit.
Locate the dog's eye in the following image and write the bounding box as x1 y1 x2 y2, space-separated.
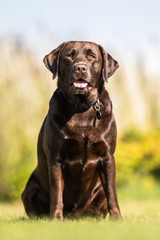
66 52 73 58
88 54 96 59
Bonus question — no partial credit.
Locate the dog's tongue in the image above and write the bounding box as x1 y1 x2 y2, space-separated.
73 82 88 88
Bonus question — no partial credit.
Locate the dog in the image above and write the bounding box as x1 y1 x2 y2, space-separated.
22 41 122 220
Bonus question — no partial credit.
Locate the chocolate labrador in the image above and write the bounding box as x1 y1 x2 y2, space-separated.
22 41 122 220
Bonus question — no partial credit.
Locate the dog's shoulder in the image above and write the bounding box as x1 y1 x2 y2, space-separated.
48 88 66 116
99 88 113 117
49 88 64 107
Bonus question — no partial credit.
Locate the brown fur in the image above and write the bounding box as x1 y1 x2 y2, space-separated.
22 41 122 220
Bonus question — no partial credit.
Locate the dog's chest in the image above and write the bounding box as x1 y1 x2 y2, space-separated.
62 110 104 140
59 107 111 171
60 112 108 169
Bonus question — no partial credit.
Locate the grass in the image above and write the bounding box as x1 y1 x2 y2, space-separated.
0 186 160 240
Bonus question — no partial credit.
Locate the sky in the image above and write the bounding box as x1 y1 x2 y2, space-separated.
0 0 160 75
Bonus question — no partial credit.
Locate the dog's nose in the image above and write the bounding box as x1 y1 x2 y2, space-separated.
74 63 87 75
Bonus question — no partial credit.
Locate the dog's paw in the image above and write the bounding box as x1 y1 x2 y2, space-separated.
50 209 63 221
109 208 123 221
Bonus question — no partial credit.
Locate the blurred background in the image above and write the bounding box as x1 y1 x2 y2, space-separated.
0 0 160 201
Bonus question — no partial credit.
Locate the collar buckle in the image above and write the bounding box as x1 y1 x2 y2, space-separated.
93 99 101 120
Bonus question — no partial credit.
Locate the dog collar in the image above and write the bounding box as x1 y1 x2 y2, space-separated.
61 90 101 119
74 99 101 120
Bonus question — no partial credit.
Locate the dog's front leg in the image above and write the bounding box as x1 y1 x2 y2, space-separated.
48 161 64 220
99 154 122 220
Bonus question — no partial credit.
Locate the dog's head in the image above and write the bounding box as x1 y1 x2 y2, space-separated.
43 41 119 100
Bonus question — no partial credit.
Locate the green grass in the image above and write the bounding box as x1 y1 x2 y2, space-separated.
0 187 160 240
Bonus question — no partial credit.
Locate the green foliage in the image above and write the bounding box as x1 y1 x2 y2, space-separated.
116 130 160 187
0 39 56 200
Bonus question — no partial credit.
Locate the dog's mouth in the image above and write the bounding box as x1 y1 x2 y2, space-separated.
73 81 88 88
70 79 92 92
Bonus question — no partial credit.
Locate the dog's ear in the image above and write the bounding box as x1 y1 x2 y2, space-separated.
43 42 66 79
99 45 119 82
